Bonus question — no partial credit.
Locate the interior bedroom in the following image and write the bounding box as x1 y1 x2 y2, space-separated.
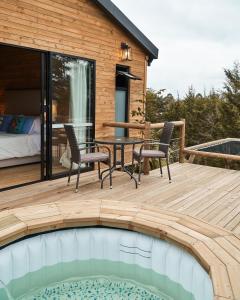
0 44 42 190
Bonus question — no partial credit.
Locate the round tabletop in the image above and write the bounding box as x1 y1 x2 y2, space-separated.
95 136 144 145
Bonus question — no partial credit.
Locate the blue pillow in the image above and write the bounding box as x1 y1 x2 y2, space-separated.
1 115 13 131
21 117 35 134
7 116 25 134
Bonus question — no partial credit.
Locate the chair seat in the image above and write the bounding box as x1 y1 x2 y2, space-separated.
81 152 109 163
133 149 166 158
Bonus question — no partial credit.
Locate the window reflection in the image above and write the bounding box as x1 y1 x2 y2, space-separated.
51 54 94 175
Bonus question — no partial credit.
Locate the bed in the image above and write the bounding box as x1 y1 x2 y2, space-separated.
0 90 42 169
0 132 41 168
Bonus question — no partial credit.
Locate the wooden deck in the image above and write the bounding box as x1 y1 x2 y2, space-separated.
0 164 41 190
0 163 240 235
0 163 240 299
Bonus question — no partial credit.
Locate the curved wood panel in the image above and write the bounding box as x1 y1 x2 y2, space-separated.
0 199 239 300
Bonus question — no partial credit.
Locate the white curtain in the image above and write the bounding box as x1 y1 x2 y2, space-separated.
70 60 88 141
60 60 89 169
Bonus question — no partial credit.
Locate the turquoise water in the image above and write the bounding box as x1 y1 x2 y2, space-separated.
0 260 194 300
18 276 171 300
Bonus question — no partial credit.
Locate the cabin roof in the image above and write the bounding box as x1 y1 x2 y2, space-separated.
93 0 159 64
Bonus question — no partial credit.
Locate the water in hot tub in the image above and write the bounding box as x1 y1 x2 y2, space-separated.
1 260 193 300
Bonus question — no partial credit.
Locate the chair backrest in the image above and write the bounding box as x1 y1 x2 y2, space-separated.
159 122 175 154
64 125 80 164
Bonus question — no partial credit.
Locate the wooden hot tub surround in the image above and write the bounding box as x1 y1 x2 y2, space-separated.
0 199 240 300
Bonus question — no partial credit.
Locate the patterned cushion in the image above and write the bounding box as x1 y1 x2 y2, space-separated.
81 152 109 163
7 116 25 134
0 115 13 131
133 149 166 158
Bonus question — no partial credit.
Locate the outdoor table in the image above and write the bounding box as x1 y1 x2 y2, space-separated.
95 136 144 188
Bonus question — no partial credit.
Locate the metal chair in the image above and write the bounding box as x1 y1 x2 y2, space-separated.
64 125 112 192
132 122 174 184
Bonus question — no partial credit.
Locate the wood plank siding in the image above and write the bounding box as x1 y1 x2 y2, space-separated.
0 0 148 138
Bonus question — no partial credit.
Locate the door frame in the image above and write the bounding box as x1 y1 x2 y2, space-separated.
0 42 96 190
46 51 96 180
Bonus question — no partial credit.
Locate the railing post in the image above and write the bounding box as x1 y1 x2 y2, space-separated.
179 119 186 163
143 122 151 175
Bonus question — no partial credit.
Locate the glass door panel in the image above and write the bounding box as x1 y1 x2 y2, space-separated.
115 65 129 138
115 90 127 137
50 54 94 176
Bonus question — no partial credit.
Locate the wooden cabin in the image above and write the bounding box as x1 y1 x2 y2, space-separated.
0 0 158 190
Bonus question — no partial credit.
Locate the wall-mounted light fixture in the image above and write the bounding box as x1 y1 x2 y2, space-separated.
121 42 132 61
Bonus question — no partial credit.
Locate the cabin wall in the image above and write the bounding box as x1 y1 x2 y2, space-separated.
0 0 148 139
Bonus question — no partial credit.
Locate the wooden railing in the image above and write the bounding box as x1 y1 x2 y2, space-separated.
103 119 186 175
183 138 240 164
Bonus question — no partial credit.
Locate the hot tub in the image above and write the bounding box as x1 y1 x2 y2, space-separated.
0 228 213 300
184 138 240 168
198 139 240 155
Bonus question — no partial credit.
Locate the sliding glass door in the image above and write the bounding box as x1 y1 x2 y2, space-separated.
50 53 95 177
0 45 95 190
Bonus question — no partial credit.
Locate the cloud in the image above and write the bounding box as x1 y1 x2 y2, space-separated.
112 0 240 96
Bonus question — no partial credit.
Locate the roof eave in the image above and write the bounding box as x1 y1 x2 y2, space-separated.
93 0 159 65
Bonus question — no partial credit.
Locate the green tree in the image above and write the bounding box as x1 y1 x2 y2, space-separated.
144 62 240 170
221 62 240 138
223 62 240 109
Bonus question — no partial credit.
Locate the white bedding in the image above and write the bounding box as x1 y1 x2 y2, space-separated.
0 132 41 160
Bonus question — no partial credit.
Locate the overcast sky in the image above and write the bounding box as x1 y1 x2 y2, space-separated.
112 0 240 97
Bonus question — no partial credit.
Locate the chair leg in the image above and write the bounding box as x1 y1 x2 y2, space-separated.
68 161 73 186
159 158 163 177
166 158 172 183
138 158 142 185
75 164 81 193
98 161 101 180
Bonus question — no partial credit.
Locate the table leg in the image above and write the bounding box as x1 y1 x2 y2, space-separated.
100 143 138 189
113 144 117 166
100 144 117 179
120 144 138 189
101 166 115 189
100 144 117 188
121 144 125 169
100 166 112 180
123 165 138 189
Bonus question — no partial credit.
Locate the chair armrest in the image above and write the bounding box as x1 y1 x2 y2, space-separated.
97 145 111 156
159 142 170 147
78 142 95 146
139 141 170 155
143 139 158 143
79 145 111 157
79 145 97 151
143 140 169 146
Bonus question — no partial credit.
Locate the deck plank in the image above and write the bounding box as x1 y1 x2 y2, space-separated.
0 163 240 299
0 163 239 238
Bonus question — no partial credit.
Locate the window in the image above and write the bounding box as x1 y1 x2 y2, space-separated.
115 65 129 137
